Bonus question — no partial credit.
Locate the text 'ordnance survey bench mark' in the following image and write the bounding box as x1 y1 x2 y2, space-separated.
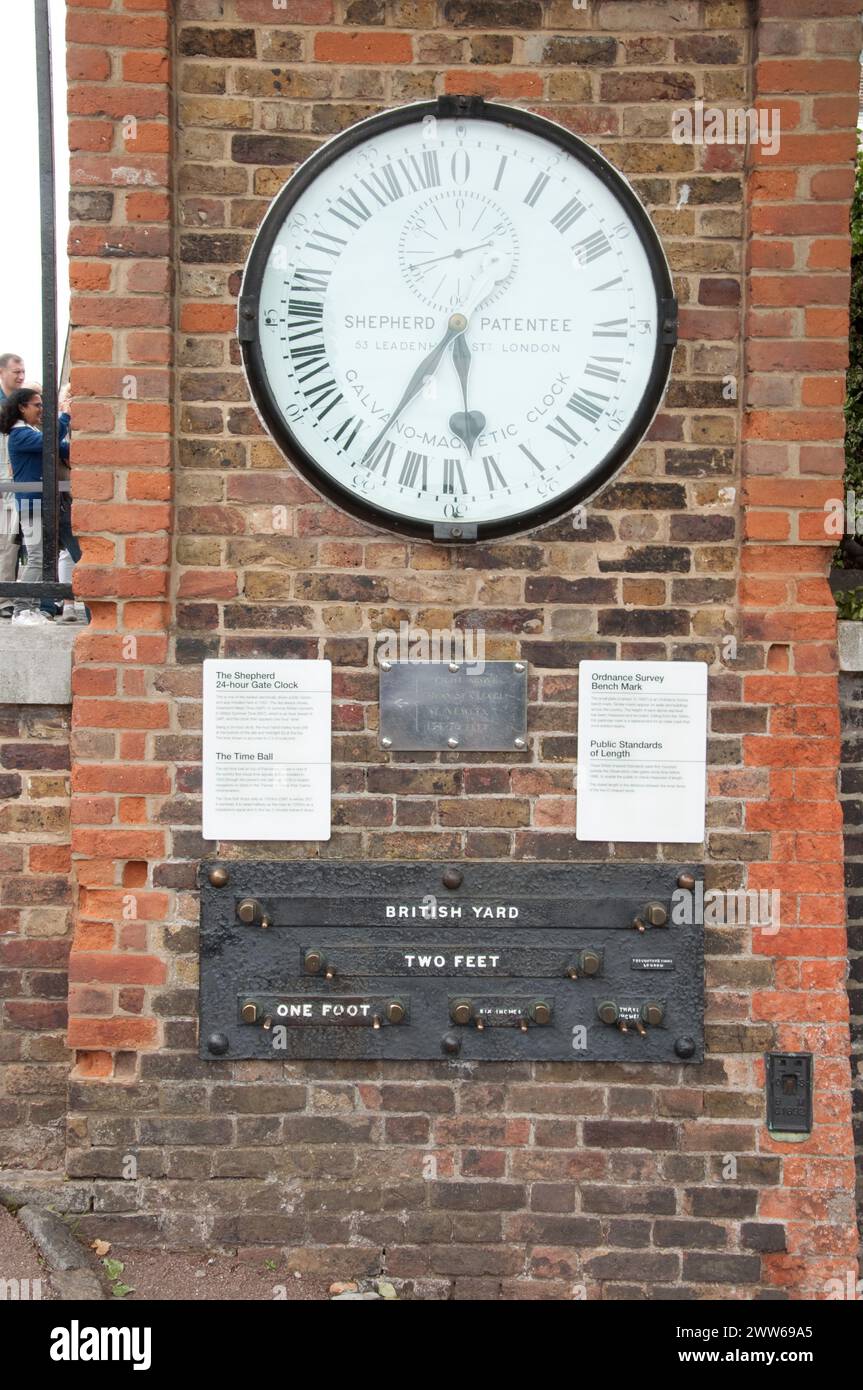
203 660 332 841
576 661 708 844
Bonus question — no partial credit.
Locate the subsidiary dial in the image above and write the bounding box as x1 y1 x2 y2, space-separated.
398 190 519 314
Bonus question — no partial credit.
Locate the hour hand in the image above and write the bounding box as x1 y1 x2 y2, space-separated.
449 333 485 456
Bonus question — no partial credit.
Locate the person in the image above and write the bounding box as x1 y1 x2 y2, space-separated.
0 352 26 619
0 386 79 623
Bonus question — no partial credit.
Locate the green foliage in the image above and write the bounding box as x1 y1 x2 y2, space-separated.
836 587 863 621
102 1256 134 1299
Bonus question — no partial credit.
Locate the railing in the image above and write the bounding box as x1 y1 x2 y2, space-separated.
0 0 72 607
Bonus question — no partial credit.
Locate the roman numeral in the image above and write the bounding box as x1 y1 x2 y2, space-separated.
442 457 466 494
551 196 586 233
360 164 405 207
546 414 583 447
329 188 372 231
585 355 623 383
574 231 611 264
524 171 550 207
397 150 441 193
482 455 506 491
305 380 343 417
363 440 395 476
493 155 507 191
518 443 545 473
399 450 428 489
290 340 328 383
305 230 346 259
593 318 627 338
293 267 331 293
567 388 608 424
331 415 361 450
287 297 323 323
593 275 623 292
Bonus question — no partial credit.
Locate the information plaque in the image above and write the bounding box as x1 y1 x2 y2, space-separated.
202 659 331 842
199 861 704 1063
576 660 708 843
378 660 527 752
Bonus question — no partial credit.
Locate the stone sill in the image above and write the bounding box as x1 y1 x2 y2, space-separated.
0 624 76 705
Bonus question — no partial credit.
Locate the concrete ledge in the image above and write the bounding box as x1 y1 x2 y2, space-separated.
0 624 76 704
838 619 863 673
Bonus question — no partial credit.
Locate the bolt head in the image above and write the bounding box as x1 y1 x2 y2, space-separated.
442 867 463 890
449 662 459 672
450 527 463 539
380 660 392 671
381 736 392 749
208 866 228 888
447 736 459 748
514 737 526 750
451 1000 472 1025
580 950 601 977
386 1000 406 1025
441 1032 462 1056
207 1033 229 1056
674 1036 696 1059
677 872 696 892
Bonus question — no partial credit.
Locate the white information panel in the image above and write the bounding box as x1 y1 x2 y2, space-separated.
576 661 707 844
203 660 331 842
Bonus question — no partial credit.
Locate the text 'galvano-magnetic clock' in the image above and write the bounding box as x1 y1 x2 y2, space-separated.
239 95 677 543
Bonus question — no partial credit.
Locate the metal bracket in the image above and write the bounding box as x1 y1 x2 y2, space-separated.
237 297 258 343
433 521 478 543
435 95 486 118
660 296 679 347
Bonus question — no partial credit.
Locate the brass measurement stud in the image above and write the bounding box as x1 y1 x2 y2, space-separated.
451 1000 472 1025
644 902 668 927
304 950 324 975
641 1002 664 1028
531 1002 551 1026
597 1000 619 1026
386 1000 406 1025
241 1001 259 1024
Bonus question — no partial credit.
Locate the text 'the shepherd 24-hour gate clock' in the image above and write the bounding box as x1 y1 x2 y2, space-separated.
238 95 677 542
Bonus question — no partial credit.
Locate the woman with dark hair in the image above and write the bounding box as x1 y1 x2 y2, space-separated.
0 387 78 623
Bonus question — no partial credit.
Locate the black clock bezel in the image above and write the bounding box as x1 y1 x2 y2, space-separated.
238 96 677 544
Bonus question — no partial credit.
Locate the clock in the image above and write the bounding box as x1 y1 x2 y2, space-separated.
239 95 677 543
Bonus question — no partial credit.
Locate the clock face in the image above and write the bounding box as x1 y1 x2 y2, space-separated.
240 100 676 542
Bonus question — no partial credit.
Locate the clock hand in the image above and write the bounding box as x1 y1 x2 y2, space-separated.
409 240 493 271
362 312 468 463
449 333 485 456
445 251 511 454
364 254 512 464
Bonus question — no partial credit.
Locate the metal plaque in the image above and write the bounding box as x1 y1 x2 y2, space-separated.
199 861 704 1062
378 661 527 751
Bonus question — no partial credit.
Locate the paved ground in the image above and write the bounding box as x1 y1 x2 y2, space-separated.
0 1204 56 1300
111 1249 331 1301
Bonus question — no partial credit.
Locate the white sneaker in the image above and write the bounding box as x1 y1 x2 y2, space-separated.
57 601 77 623
12 610 53 625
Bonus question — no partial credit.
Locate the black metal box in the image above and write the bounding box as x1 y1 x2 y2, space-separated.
198 861 704 1063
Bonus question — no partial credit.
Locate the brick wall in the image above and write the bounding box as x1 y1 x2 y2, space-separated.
0 704 72 1172
53 0 861 1297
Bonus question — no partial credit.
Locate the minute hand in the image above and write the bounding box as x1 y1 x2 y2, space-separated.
363 312 467 462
